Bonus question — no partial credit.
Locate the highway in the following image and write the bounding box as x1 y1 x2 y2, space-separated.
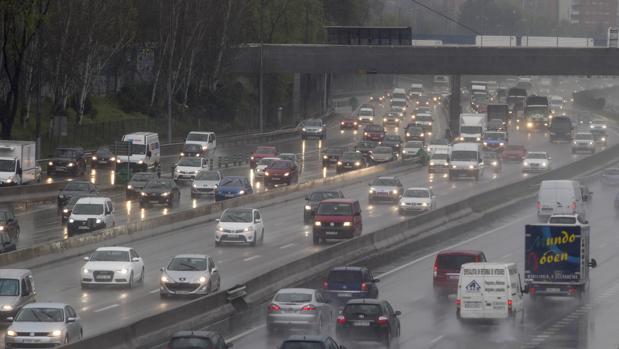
4 96 617 347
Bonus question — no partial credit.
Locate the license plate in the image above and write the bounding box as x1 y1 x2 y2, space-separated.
78 226 90 230
56 167 67 171
271 177 280 180
326 231 339 236
546 287 560 292
448 275 459 280
22 339 41 343
98 275 112 280
98 160 107 164
225 194 236 197
464 302 482 308
354 321 370 327
378 192 388 196
338 293 352 298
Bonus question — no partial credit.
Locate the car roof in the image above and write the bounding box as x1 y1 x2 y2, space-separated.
285 335 330 342
65 180 91 186
277 288 315 294
346 298 382 305
75 197 110 205
221 176 246 180
461 262 514 269
319 199 356 204
24 302 67 309
527 151 547 155
437 250 484 257
405 187 430 191
95 246 132 252
377 176 397 180
171 254 208 260
0 269 31 278
330 266 366 272
171 331 219 339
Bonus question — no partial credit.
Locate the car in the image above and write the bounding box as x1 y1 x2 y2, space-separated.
279 153 299 168
426 139 450 154
214 176 253 201
404 124 426 142
264 160 299 187
0 269 36 320
322 146 347 167
255 157 280 179
336 299 400 348
139 178 181 208
401 141 424 160
482 131 507 151
572 132 595 154
354 140 377 157
323 266 379 304
90 146 116 169
486 118 506 132
47 146 86 177
615 192 619 214
66 197 115 237
191 170 222 198
369 146 396 164
382 111 401 127
382 134 403 152
502 144 527 161
390 100 407 115
215 208 264 246
0 209 20 243
160 254 220 298
398 187 435 214
301 118 326 140
80 246 145 288
433 250 487 298
363 124 386 143
312 199 362 245
589 121 608 145
126 172 158 199
57 180 98 209
522 151 551 172
303 190 344 224
173 157 208 181
167 331 232 349
336 152 367 174
368 176 403 203
340 117 359 130
413 113 433 134
250 146 278 169
179 143 208 158
357 106 375 124
601 168 619 185
266 288 333 334
428 150 450 173
482 151 502 174
5 303 83 347
547 213 588 225
60 196 81 224
279 335 345 349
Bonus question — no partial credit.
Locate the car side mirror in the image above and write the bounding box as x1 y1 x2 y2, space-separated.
211 267 218 273
522 284 530 294
590 258 598 268
373 278 380 283
225 344 233 349
132 257 140 262
66 317 77 323
395 310 401 316
83 256 90 261
215 218 220 222
304 194 310 201
6 316 13 322
255 218 262 224
146 151 152 157
16 168 22 175
160 267 165 272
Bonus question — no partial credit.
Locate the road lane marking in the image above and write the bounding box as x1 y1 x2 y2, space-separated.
429 335 444 345
227 324 266 343
279 243 296 249
243 255 261 262
501 252 512 259
149 289 160 294
93 304 119 313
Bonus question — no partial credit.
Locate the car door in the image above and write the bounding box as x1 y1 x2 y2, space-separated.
64 306 79 340
105 201 114 226
130 249 143 280
5 211 18 239
314 291 328 323
254 210 263 235
208 257 220 290
384 301 399 336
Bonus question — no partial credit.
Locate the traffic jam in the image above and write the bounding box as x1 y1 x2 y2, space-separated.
0 75 616 349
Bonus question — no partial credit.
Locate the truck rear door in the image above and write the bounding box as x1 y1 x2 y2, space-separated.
460 276 485 318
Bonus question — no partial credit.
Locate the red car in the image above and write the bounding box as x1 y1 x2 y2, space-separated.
312 199 362 245
250 146 278 169
363 124 386 143
433 250 487 299
264 159 298 187
502 144 527 161
340 117 359 130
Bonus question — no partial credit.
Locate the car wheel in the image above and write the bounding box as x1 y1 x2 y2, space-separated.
139 267 145 284
312 233 320 245
250 234 257 247
160 293 168 299
261 229 265 244
80 283 89 289
64 335 70 344
128 271 134 289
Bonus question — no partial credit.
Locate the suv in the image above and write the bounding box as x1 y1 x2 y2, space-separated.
279 335 345 349
323 266 379 304
368 176 403 203
66 197 115 237
312 199 362 245
336 299 401 348
433 250 487 298
572 132 595 154
301 118 326 140
549 116 573 143
304 190 345 224
167 331 231 349
363 124 386 143
47 146 86 176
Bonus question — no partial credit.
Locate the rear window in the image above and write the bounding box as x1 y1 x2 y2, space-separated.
344 304 381 316
274 292 313 303
281 342 324 349
169 337 214 349
436 254 478 270
549 217 577 224
328 270 362 283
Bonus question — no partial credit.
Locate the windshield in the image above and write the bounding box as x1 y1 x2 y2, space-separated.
328 270 361 283
269 161 291 169
304 120 322 127
0 159 16 172
326 147 346 155
281 342 323 349
90 250 130 262
526 153 547 159
373 178 398 186
526 106 547 114
505 145 524 151
392 93 407 100
120 144 146 156
15 308 64 322
316 203 353 216
344 304 381 316
186 133 210 142
358 141 376 149
195 171 220 181
167 257 207 271
404 141 423 148
72 203 103 215
605 169 619 175
169 338 214 349
131 173 155 182
460 126 482 134
255 147 276 155
220 178 244 187
437 254 477 270
451 151 477 161
64 182 90 192
384 136 400 142
431 153 449 160
53 148 77 158
404 189 430 198
373 147 391 154
309 192 341 201
274 292 313 303
416 115 432 122
575 133 593 140
145 180 170 190
178 158 201 167
341 152 360 161
258 158 277 166
549 217 577 224
183 144 202 152
391 100 406 107
359 109 373 116
365 126 383 132
407 127 423 133
220 209 253 223
0 279 19 296
485 133 505 140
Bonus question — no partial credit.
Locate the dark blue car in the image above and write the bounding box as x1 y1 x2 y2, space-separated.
214 176 253 201
482 131 507 151
280 335 346 349
323 266 379 305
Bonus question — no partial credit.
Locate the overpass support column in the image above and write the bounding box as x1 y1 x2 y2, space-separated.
448 75 461 141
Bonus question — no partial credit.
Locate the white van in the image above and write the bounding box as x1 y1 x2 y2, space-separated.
66 197 115 237
185 131 216 155
120 132 160 171
457 262 525 322
537 180 585 221
448 143 483 181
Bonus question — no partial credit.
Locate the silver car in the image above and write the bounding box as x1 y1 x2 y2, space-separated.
368 176 403 203
160 254 221 298
5 303 83 347
572 132 595 154
191 170 221 198
369 146 396 163
266 288 333 334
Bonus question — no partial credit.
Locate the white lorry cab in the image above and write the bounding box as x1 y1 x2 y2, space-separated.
448 143 483 181
459 113 486 143
457 262 525 323
185 131 216 155
120 132 160 171
537 180 586 221
0 141 39 186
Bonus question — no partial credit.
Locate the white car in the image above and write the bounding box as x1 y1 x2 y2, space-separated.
66 197 115 237
255 157 280 178
522 151 551 172
399 187 435 214
191 170 221 198
215 208 264 247
401 141 424 159
173 157 208 181
572 132 595 154
159 254 221 298
81 247 145 288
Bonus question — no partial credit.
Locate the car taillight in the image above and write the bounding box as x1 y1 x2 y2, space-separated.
302 304 317 311
336 315 347 325
536 201 541 209
433 262 438 278
529 287 536 295
571 201 576 210
507 299 513 313
456 298 461 308
568 287 577 296
323 281 328 289
361 282 369 291
377 315 389 326
269 304 281 312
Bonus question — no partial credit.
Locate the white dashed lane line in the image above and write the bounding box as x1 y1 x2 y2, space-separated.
243 255 261 262
93 304 120 313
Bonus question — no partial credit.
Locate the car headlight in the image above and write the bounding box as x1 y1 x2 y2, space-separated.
573 141 578 145
2 304 13 311
483 142 488 146
127 185 132 189
364 132 368 136
337 161 343 166
51 330 62 337
459 137 464 141
590 125 594 128
314 221 322 226
304 205 312 210
323 155 328 159
602 137 606 141
527 122 533 128
95 219 102 224
492 161 497 166
217 225 224 232
110 157 116 161
141 192 147 196
161 192 170 197
161 275 168 282
116 159 122 163
284 172 290 176
603 125 607 129
199 276 207 283
499 142 504 146
69 219 74 223
589 141 593 145
265 172 270 176
369 188 375 193
138 160 144 164
523 161 529 166
6 330 16 337
92 156 97 161
353 121 358 125
250 156 255 160
406 133 410 137
302 128 306 131
244 226 254 232
192 184 197 188
343 222 352 227
392 189 398 194
116 268 129 274
180 152 185 156
400 201 406 206
422 202 428 207
82 268 89 274
48 161 53 166
239 190 245 195
476 137 481 142
355 161 361 166
340 121 344 125
384 118 387 122
68 162 74 167
541 162 547 167
452 165 457 169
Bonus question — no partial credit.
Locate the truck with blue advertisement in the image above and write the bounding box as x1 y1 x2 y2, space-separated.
525 223 597 299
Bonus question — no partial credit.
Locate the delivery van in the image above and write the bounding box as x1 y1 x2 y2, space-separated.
537 180 585 221
456 262 525 323
119 132 160 171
